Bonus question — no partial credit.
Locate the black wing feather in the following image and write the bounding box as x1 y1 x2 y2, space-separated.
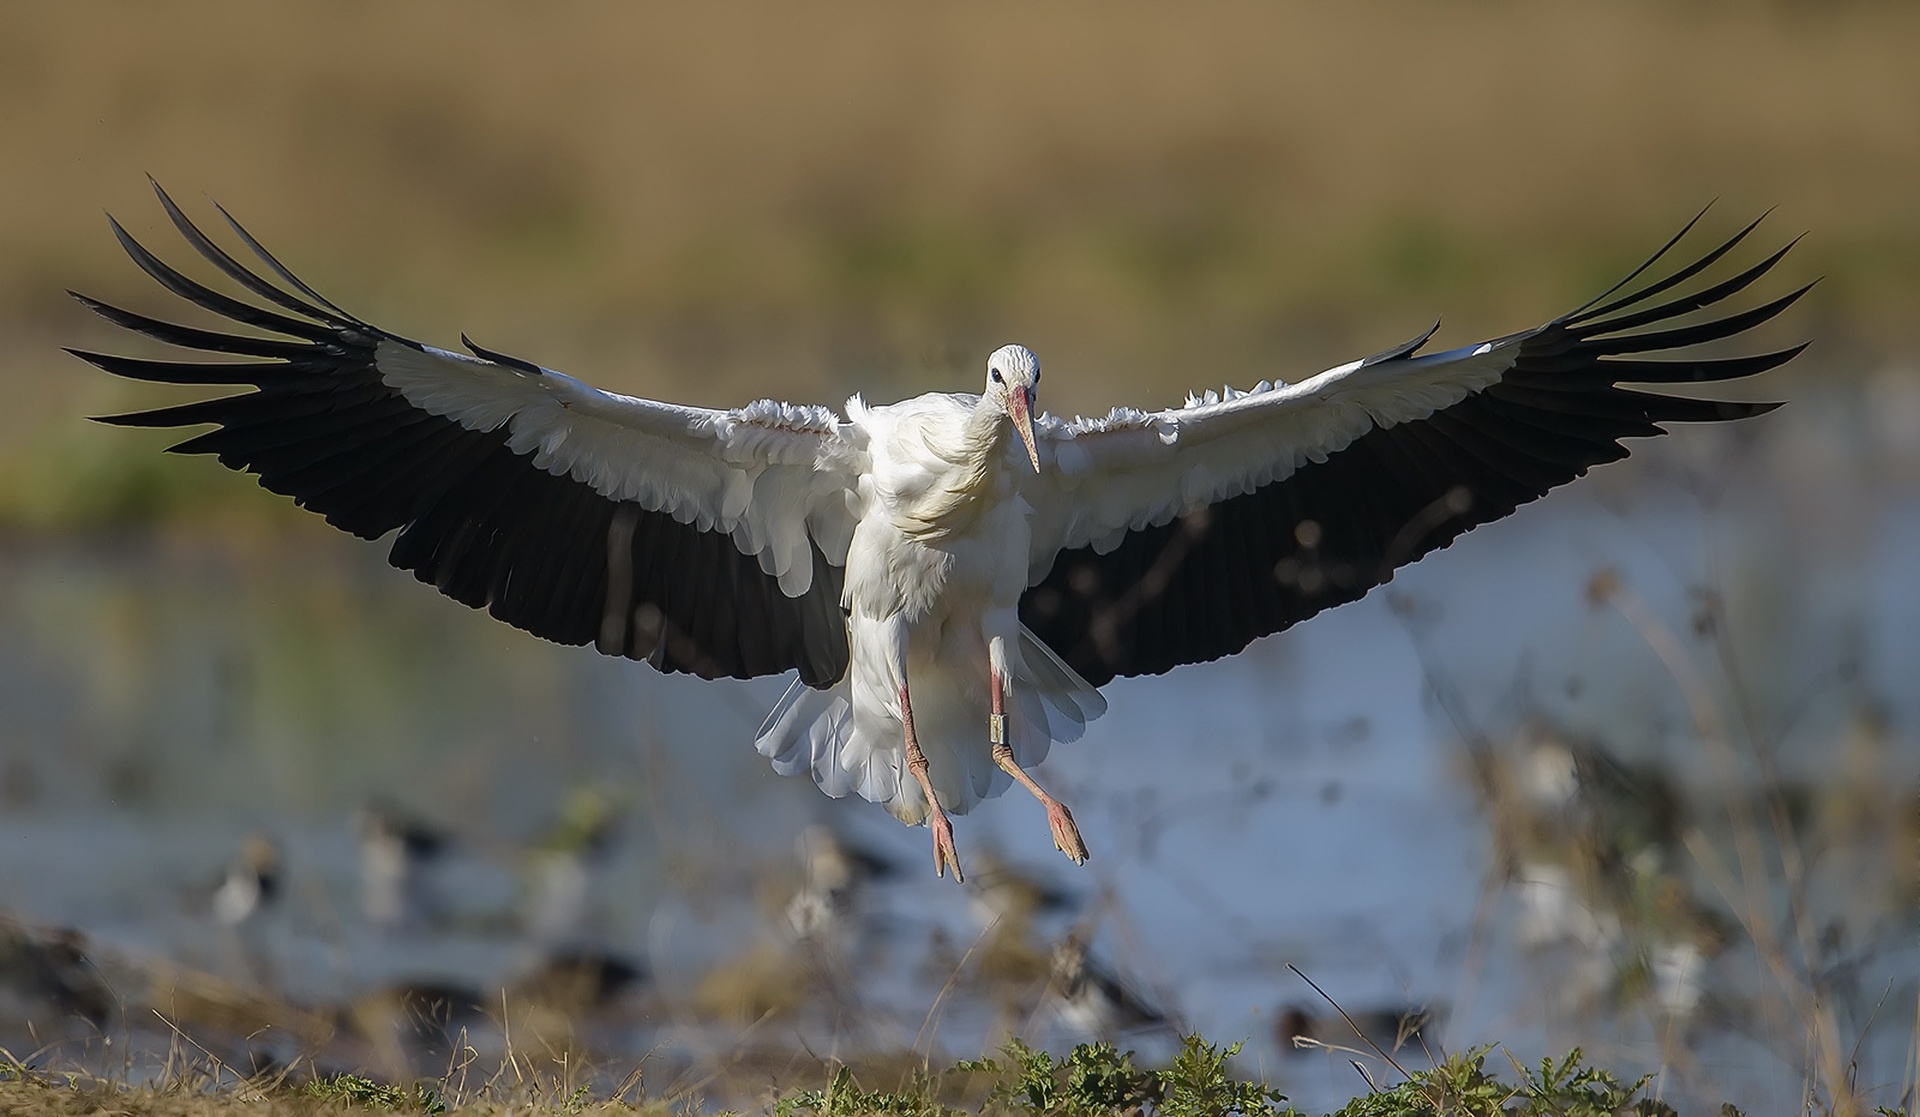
1023 215 1804 686
74 183 849 687
148 180 362 331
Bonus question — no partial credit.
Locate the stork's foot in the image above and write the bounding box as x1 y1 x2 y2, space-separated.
928 808 964 882
900 682 962 882
1044 799 1089 865
993 741 1091 866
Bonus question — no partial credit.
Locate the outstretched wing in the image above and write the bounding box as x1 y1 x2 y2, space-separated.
72 184 860 686
1020 211 1807 686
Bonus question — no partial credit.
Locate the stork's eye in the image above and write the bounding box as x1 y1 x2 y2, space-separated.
990 369 1003 383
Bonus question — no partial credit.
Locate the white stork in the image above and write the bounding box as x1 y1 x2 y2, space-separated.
73 185 1807 880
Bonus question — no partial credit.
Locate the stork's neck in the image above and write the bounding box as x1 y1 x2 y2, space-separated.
940 395 1012 493
889 396 1010 541
961 393 1012 457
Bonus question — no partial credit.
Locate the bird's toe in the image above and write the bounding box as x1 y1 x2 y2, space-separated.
929 813 964 883
1047 802 1089 865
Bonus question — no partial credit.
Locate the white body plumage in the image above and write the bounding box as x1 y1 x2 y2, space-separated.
758 358 1106 827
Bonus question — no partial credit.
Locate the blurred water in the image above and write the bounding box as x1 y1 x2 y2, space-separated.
2 391 1918 1112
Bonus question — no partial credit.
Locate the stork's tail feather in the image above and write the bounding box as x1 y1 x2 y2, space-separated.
1019 625 1107 735
755 678 867 799
752 627 1106 823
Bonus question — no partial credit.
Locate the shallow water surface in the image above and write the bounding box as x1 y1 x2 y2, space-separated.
2 400 1917 1112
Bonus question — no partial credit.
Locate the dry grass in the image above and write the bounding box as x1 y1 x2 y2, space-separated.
4 2 1907 522
1415 550 1920 1116
0 1070 668 1117
0 1037 1762 1117
5 3 1916 407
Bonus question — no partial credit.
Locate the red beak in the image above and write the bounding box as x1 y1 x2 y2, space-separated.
1008 389 1041 473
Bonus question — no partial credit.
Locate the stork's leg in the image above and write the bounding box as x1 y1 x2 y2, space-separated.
988 634 1090 865
899 683 962 881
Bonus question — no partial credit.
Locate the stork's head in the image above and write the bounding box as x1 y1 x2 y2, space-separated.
986 343 1041 473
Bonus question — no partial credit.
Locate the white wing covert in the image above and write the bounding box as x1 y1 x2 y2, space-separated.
71 184 860 686
1019 212 1806 686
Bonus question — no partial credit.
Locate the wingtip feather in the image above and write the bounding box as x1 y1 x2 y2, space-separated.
208 198 357 320
1566 209 1770 328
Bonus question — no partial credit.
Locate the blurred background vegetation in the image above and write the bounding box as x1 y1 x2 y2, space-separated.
3 1 1918 527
